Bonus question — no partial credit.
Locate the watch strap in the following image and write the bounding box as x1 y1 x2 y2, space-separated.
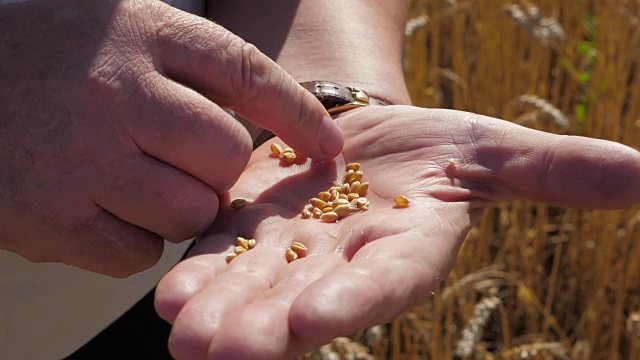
300 81 388 115
252 81 387 148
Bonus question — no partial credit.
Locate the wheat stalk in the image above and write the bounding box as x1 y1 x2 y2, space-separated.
405 14 429 36
517 94 571 130
504 3 565 46
500 342 570 360
455 296 502 358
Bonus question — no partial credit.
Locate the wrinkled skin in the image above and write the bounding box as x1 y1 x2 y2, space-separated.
156 106 640 359
0 0 340 277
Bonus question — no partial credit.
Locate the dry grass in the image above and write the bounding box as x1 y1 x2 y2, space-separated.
301 0 640 359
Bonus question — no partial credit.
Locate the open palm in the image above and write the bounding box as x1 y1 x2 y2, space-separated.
156 106 640 360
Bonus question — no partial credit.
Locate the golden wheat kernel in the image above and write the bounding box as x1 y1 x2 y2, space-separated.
285 248 298 262
356 197 369 208
236 237 249 249
318 191 331 202
336 199 350 206
225 253 237 263
312 207 323 218
342 170 355 184
394 195 410 208
322 206 335 213
280 152 297 163
301 208 312 219
320 212 339 223
270 143 283 156
349 181 361 194
281 147 294 154
355 182 369 196
339 194 349 201
345 163 361 172
234 246 248 255
230 198 248 209
247 239 257 249
340 183 350 194
290 242 308 254
347 193 360 202
309 198 327 209
329 189 339 200
334 204 356 217
350 170 364 183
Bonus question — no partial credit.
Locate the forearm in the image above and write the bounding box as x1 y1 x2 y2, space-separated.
208 0 411 106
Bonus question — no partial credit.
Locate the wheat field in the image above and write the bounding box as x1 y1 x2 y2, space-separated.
301 1 640 359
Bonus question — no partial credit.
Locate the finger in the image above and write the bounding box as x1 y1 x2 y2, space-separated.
155 195 310 326
93 153 218 242
207 254 345 360
61 209 164 278
457 113 640 209
155 234 233 323
152 10 343 159
289 232 462 344
128 73 253 194
167 245 285 360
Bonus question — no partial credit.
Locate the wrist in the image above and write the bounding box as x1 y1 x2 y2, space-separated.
276 28 410 106
280 62 411 107
208 0 411 106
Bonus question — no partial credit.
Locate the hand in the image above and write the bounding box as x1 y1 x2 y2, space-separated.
0 0 342 277
155 106 640 359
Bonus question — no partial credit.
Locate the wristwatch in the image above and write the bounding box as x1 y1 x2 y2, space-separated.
300 81 388 115
252 81 387 148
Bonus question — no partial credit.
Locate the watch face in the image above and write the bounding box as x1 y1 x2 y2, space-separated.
321 97 349 111
301 81 353 109
300 81 377 114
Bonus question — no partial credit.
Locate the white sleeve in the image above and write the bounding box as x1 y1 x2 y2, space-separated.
1 241 193 360
0 1 206 358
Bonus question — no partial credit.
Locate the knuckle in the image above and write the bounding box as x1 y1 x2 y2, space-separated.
70 211 162 276
225 37 270 100
87 45 155 97
84 4 161 99
294 87 311 127
117 0 164 43
156 15 210 51
153 8 223 68
238 42 259 94
159 184 219 241
214 123 253 191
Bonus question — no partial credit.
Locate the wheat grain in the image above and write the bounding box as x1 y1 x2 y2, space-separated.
229 198 248 209
394 195 410 208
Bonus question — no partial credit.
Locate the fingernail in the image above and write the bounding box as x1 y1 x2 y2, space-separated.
319 115 344 157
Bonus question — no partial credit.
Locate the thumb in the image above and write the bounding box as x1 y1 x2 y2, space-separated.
153 7 343 159
460 114 640 209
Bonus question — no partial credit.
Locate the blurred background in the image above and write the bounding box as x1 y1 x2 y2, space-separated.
302 1 640 359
